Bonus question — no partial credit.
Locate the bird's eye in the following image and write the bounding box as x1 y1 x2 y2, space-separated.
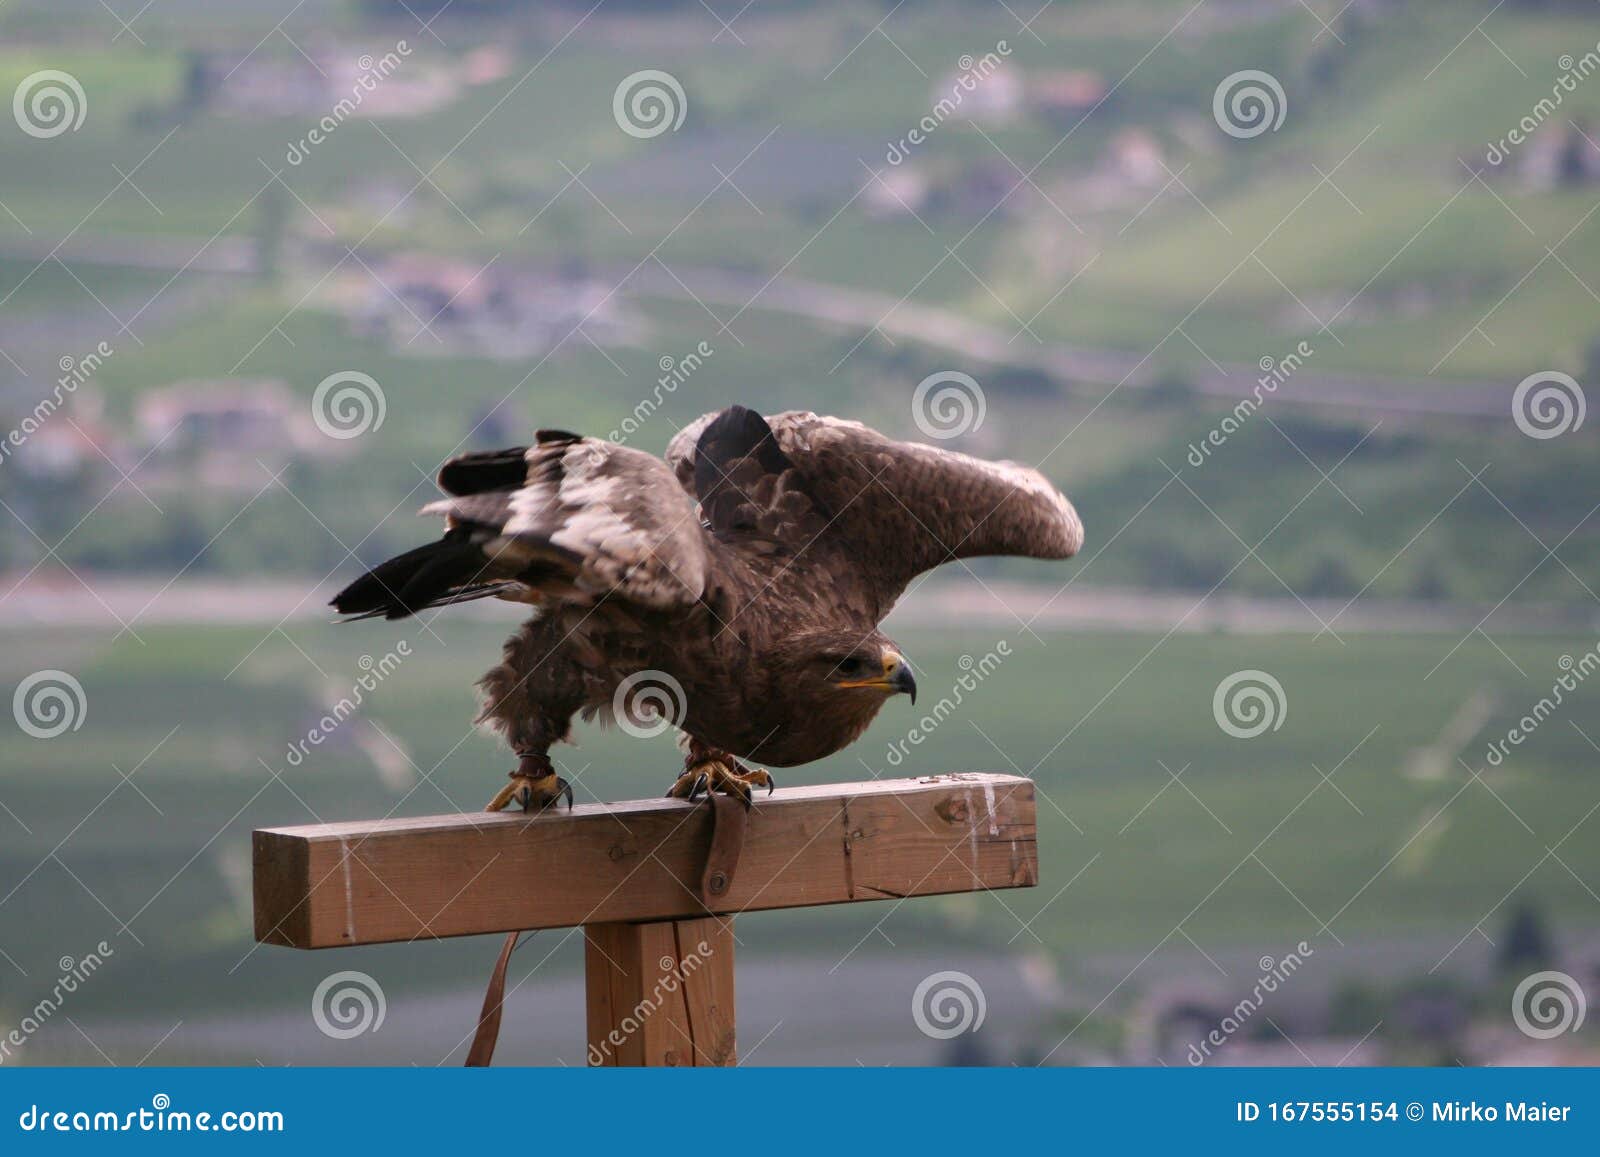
837 656 864 675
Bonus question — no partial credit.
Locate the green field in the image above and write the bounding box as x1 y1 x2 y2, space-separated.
2 618 1596 1042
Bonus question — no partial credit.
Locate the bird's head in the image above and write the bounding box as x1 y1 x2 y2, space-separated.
778 628 917 709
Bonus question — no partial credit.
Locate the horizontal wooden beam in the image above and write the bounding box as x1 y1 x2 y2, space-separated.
253 773 1037 949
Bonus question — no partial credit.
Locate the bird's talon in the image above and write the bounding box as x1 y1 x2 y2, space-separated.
667 752 773 807
486 761 567 813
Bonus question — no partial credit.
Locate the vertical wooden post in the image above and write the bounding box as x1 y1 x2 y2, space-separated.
584 915 737 1066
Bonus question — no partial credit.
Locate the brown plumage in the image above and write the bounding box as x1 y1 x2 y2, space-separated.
331 407 1083 809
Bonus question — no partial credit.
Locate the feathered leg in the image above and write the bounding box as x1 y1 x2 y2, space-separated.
666 737 775 809
477 616 586 812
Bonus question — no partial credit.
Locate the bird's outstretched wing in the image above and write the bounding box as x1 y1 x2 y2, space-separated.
332 431 710 620
668 407 1082 618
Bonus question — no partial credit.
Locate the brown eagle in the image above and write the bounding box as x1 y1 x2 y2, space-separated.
331 407 1083 811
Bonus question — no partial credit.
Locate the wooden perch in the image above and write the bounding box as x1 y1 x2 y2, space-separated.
254 773 1036 948
252 772 1037 1065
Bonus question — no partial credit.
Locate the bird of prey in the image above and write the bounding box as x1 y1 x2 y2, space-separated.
331 407 1083 811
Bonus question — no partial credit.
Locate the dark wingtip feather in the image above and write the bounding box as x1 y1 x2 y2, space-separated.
436 447 529 497
535 428 583 446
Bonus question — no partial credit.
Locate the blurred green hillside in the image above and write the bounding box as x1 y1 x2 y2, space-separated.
0 0 1597 606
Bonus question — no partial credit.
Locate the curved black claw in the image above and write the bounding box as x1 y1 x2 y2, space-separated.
525 776 574 812
665 771 709 800
487 764 572 814
732 757 774 797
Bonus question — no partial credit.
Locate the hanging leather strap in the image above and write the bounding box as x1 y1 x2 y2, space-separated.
699 793 749 904
465 930 520 1067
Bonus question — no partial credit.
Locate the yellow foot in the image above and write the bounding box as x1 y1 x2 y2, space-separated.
665 755 775 808
486 756 573 813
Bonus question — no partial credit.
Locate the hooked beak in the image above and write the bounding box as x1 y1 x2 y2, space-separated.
838 650 917 704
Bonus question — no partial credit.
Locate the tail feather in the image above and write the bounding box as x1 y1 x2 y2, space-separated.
333 582 519 621
390 542 490 619
331 535 510 621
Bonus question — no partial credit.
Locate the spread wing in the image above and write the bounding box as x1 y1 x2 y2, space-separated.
667 407 1082 618
332 432 710 620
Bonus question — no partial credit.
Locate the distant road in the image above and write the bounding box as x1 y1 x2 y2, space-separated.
2 234 1515 420
1 575 1587 636
0 234 256 275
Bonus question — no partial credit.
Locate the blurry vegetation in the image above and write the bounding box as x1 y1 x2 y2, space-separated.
0 0 1595 600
